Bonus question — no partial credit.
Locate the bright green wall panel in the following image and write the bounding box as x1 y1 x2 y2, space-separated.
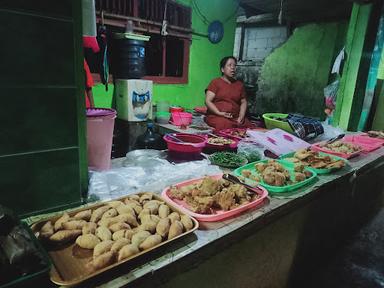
93 0 238 109
255 22 347 119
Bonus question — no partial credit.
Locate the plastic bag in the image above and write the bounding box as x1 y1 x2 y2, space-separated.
310 122 345 143
88 159 221 201
324 80 339 110
237 140 265 162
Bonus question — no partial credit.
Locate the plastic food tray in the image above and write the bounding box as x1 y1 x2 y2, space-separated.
218 128 267 141
246 128 311 156
356 133 384 145
1 222 51 288
343 135 383 152
262 113 294 133
161 174 268 222
30 193 198 286
279 151 348 174
311 141 362 159
233 160 317 193
205 136 238 151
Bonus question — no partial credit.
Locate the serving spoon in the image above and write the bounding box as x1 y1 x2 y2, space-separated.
222 174 262 195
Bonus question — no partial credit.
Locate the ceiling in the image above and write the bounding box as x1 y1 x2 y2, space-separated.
239 0 356 24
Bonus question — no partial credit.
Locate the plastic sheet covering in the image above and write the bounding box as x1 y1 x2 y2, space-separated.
88 159 222 201
237 140 265 162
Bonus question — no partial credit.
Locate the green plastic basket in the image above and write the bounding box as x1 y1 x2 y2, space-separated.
262 113 294 133
279 152 348 175
233 159 317 193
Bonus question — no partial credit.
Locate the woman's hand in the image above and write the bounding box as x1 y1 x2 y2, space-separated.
220 111 233 118
236 115 244 124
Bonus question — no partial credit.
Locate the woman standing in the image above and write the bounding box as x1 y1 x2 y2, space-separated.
205 56 254 130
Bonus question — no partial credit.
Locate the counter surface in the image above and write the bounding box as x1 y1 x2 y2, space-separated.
25 147 384 287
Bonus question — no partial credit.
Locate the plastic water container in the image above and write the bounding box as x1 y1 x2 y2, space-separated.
86 108 117 171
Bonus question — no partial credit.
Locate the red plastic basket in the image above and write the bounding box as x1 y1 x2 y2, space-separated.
163 133 207 153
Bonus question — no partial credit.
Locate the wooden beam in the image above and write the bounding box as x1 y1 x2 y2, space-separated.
333 3 372 130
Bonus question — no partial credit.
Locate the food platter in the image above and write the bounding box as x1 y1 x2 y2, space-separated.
234 159 317 193
279 150 347 174
208 152 248 168
30 193 198 286
311 140 362 159
161 174 268 222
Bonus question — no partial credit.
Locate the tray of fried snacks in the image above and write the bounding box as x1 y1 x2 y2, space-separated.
161 174 268 222
311 140 362 159
366 130 384 140
30 193 198 286
279 149 347 174
342 135 383 152
205 135 238 150
233 159 317 193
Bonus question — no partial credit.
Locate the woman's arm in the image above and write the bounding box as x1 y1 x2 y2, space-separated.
205 90 232 118
237 97 247 124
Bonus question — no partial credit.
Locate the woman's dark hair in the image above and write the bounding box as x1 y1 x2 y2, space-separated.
220 56 237 74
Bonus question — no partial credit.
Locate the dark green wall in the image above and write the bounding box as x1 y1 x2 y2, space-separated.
255 22 347 119
0 0 87 216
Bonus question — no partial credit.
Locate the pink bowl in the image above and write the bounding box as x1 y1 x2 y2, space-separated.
171 112 192 126
163 133 206 153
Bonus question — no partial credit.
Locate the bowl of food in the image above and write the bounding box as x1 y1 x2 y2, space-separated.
208 152 248 168
205 135 238 151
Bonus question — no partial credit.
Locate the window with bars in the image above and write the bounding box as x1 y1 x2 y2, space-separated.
94 0 192 84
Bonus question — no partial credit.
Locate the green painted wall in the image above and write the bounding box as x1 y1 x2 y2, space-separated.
93 0 238 109
255 22 347 119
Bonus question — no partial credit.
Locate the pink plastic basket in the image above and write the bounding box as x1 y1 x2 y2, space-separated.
311 141 362 159
163 133 206 153
170 112 192 126
161 174 268 222
343 135 383 152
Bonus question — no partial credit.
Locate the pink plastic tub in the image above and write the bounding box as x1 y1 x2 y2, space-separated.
161 174 268 222
86 108 116 171
163 133 206 154
170 112 192 126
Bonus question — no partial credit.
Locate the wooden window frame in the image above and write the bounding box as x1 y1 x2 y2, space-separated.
95 0 191 85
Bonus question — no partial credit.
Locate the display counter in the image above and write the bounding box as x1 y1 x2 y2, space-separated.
26 148 384 288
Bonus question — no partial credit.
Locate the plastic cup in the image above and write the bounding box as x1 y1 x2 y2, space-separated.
86 108 117 171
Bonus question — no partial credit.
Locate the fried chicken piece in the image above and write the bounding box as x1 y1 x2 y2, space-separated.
255 163 267 173
228 184 247 199
241 169 252 178
326 160 345 169
311 161 327 169
169 186 184 200
294 163 305 172
295 172 306 182
200 177 220 196
263 172 275 185
294 149 312 160
274 172 286 186
214 189 236 211
185 195 213 214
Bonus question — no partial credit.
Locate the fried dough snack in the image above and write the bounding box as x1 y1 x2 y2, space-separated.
36 193 195 274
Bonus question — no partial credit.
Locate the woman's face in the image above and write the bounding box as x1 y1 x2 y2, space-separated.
221 58 236 78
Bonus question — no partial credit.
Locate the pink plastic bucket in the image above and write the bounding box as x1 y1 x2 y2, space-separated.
86 108 117 171
171 112 192 126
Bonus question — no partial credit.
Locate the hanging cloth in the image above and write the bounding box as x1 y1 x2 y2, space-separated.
98 11 109 91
